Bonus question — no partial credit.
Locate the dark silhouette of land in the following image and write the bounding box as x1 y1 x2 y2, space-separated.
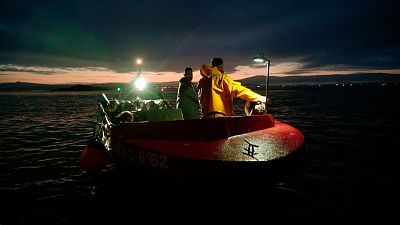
0 73 399 91
238 73 400 86
50 84 109 92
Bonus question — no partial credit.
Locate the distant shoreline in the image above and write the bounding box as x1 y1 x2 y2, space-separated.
1 73 399 91
50 84 110 92
0 82 399 93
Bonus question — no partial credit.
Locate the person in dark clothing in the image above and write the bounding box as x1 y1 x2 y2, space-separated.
176 67 200 119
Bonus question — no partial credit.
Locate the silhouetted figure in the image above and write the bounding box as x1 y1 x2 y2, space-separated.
176 67 200 119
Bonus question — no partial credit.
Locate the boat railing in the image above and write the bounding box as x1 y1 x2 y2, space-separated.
92 93 183 144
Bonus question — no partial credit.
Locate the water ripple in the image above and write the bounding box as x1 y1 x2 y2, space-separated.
0 88 399 220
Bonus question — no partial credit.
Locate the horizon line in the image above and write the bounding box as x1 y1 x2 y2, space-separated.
1 72 400 85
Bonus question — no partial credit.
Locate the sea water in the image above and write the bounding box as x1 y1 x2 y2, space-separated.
0 86 399 223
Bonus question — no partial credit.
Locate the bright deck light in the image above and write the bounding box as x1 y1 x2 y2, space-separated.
253 58 266 63
136 58 142 65
253 53 268 64
134 76 147 90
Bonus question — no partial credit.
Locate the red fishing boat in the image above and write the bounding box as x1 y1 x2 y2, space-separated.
80 55 306 183
80 94 305 182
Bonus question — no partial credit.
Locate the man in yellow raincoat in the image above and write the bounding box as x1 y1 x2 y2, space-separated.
198 57 266 117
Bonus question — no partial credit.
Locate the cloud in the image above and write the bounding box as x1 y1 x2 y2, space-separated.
0 64 61 75
0 0 399 78
0 64 110 75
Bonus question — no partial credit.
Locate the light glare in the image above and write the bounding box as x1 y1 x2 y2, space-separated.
134 76 147 90
253 58 266 63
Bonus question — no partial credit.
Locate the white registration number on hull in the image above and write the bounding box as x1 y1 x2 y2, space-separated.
112 139 169 169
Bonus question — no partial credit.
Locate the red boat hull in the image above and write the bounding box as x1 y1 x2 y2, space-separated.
109 115 306 179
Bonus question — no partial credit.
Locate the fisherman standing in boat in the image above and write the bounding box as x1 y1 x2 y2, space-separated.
176 67 201 119
198 57 266 117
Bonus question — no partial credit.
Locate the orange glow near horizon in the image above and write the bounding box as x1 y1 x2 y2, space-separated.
0 63 399 84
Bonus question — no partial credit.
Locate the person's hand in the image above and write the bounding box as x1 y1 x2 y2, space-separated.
260 96 267 103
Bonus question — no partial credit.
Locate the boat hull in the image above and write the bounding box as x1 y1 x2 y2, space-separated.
108 115 306 180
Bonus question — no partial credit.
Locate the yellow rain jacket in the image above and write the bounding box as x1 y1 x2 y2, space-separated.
198 65 264 116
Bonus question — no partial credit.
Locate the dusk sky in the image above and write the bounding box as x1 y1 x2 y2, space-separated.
1 0 399 84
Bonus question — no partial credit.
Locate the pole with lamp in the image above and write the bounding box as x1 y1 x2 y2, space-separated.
244 53 270 116
136 58 142 76
253 53 270 104
133 58 147 91
122 58 147 100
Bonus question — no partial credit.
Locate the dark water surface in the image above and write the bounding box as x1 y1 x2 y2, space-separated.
1 87 399 223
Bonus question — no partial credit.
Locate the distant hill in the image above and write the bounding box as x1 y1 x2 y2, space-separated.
0 82 111 91
152 81 178 87
0 81 64 91
144 73 400 87
237 73 400 86
51 84 109 91
1 73 399 91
